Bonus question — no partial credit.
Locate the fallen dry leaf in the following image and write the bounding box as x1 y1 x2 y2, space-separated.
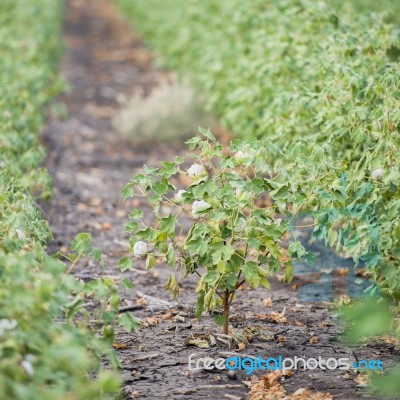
260 335 274 341
145 317 158 327
112 342 128 350
129 390 140 399
354 373 369 387
382 335 397 345
248 371 286 400
337 295 352 305
136 297 148 306
172 315 185 323
263 298 273 307
161 311 174 320
309 336 319 344
267 312 287 324
318 322 332 329
294 320 305 327
336 267 349 276
290 388 332 400
247 371 332 400
238 342 246 351
255 312 287 324
101 222 112 230
185 337 209 349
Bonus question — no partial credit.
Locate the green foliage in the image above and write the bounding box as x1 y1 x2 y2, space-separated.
121 130 330 331
332 0 400 25
0 1 121 398
340 298 400 396
340 299 394 344
117 0 400 302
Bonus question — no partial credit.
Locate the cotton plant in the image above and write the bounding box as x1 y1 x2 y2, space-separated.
120 129 317 334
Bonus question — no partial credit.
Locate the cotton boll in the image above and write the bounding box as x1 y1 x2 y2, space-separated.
175 190 187 202
192 200 211 217
133 241 148 257
371 168 384 180
187 163 205 178
21 360 34 376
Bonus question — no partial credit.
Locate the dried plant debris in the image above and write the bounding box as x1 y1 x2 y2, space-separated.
113 75 215 143
247 371 332 400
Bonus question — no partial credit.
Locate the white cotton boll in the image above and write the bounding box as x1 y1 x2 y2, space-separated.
16 229 25 240
133 241 148 257
21 360 34 376
187 163 205 178
234 219 248 233
175 190 187 202
234 151 249 162
275 219 282 224
0 319 17 336
192 200 211 217
235 188 242 197
371 168 384 180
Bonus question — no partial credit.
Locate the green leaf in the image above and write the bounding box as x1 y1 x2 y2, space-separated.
288 241 307 258
160 215 176 234
199 127 217 142
270 184 290 200
118 313 141 333
137 227 159 241
159 161 177 177
214 314 225 325
123 221 140 233
216 260 227 273
174 156 184 163
121 278 134 289
283 262 294 283
226 273 239 291
146 254 156 269
241 261 260 288
71 233 91 255
156 231 168 242
164 275 180 299
91 248 103 264
128 209 144 219
202 270 220 286
118 256 132 272
121 185 134 200
166 243 176 266
210 241 235 264
185 136 201 150
195 291 205 318
186 236 208 256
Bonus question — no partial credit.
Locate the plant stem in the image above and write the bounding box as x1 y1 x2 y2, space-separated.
223 289 230 335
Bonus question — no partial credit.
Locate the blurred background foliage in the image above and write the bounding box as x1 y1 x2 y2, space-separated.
332 0 400 24
0 1 121 398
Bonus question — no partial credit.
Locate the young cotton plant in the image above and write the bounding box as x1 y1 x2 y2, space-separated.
120 129 312 334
